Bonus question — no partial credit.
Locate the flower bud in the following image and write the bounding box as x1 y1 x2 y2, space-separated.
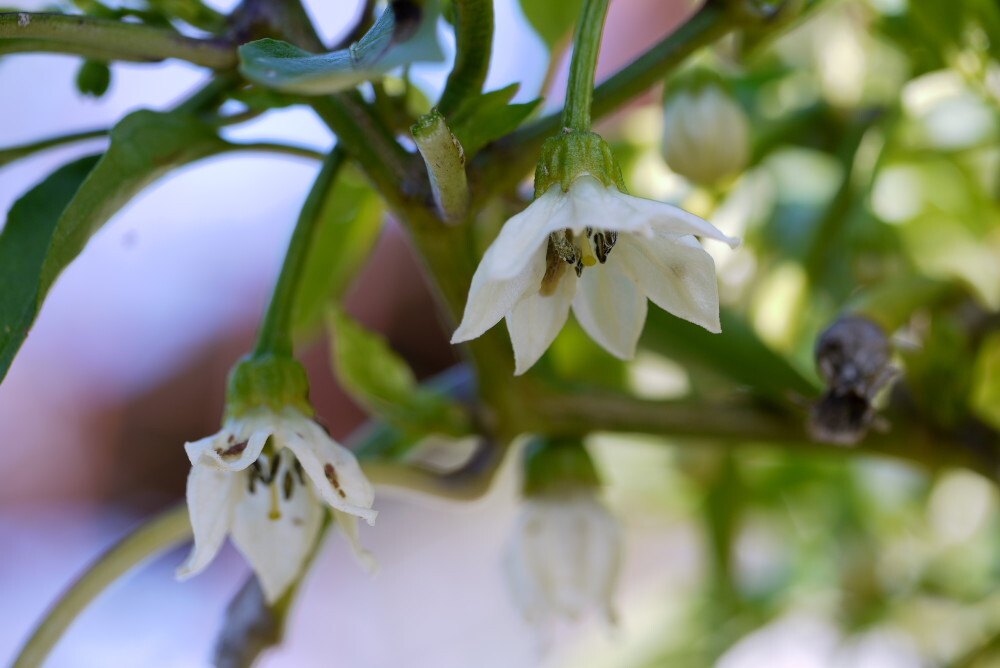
661 80 750 185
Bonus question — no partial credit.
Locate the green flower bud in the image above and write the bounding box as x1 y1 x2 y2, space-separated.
76 60 111 98
522 437 601 497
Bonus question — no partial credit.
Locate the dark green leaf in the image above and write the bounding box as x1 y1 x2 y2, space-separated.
449 84 541 156
238 1 443 95
0 155 99 381
0 109 229 382
518 0 583 51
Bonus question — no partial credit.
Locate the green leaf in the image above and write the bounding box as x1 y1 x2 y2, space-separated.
327 308 469 437
518 0 583 51
448 84 541 156
641 308 821 404
238 1 444 95
292 166 384 334
0 109 229 383
0 155 99 381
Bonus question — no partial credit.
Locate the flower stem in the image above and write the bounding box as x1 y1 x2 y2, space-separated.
11 504 192 668
436 0 494 117
562 0 611 132
252 148 346 357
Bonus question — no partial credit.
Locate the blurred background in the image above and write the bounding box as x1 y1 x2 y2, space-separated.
2 0 1000 666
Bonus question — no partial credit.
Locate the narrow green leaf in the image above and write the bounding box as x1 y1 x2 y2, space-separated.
327 308 469 436
0 109 230 382
292 166 384 334
238 1 444 95
0 155 99 380
641 308 821 403
518 0 584 51
448 84 541 156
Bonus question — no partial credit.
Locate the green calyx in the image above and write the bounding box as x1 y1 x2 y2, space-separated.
533 131 626 199
225 353 313 419
522 437 602 497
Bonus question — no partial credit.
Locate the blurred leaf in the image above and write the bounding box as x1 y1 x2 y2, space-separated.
292 165 384 334
518 0 583 51
327 308 470 439
641 308 821 403
0 110 228 383
0 155 99 382
239 1 443 95
448 84 541 156
76 59 111 98
229 86 302 110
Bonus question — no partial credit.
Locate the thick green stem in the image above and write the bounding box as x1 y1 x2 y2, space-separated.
11 504 192 668
436 0 494 117
562 0 611 132
0 12 236 68
252 149 346 357
411 111 470 222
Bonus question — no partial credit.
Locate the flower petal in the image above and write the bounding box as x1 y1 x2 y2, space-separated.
590 180 739 247
176 464 242 581
572 259 648 360
230 459 323 604
616 234 722 333
281 415 378 525
193 413 273 472
506 271 575 375
451 240 546 344
480 186 570 281
333 509 378 575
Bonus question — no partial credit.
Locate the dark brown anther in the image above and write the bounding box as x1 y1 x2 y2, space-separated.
216 441 248 458
282 470 294 500
540 239 569 296
324 463 348 498
809 316 899 446
594 231 617 263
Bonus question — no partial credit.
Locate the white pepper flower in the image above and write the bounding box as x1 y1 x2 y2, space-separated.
452 173 738 374
177 404 377 603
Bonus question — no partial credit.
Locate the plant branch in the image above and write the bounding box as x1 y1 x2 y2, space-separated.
227 141 324 161
0 127 108 168
0 12 237 68
11 504 192 668
436 0 494 118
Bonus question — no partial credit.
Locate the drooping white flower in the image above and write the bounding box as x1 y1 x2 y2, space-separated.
452 175 739 374
177 405 377 602
504 489 622 629
661 82 750 185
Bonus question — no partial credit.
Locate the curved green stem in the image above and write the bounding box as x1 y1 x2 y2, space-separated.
562 0 610 132
0 12 236 68
252 149 346 357
436 0 494 117
227 142 324 161
0 128 108 168
11 504 192 668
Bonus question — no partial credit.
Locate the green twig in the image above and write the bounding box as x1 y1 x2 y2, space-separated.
0 128 108 168
11 504 192 668
227 142 324 161
0 12 237 68
436 0 494 117
562 0 610 132
411 111 470 223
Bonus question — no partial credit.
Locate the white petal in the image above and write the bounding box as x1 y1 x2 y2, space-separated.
504 510 556 626
572 260 648 360
451 239 546 344
333 509 378 575
281 415 378 525
230 461 323 604
506 271 576 375
599 183 739 247
192 412 274 472
480 186 571 280
176 464 242 580
616 234 723 333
